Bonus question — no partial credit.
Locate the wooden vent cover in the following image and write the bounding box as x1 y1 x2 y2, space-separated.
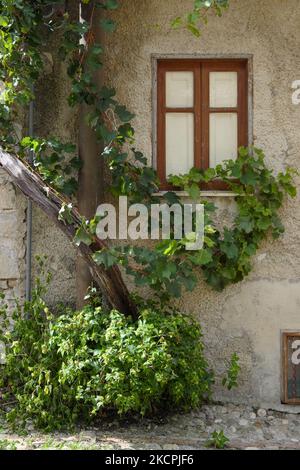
282 332 300 404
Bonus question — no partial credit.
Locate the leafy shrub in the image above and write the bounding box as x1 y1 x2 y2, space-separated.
0 277 213 430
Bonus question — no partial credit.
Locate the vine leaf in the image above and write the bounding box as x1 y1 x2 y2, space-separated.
100 18 116 32
190 250 213 266
74 227 93 247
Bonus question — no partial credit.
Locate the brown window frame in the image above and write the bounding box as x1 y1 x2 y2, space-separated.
157 59 248 190
282 331 300 405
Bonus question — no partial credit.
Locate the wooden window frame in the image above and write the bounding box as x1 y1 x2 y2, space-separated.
157 59 248 190
282 331 300 405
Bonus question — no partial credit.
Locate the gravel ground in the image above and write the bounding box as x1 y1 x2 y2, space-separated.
0 404 300 450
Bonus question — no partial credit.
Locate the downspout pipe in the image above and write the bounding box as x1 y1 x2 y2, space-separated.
25 97 34 301
25 4 66 301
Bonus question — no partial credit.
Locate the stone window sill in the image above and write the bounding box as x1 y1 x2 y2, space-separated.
154 190 237 198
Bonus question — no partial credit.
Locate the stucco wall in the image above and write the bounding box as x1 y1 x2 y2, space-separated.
101 0 300 409
32 35 78 307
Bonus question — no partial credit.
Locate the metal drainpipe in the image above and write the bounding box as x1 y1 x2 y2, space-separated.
24 3 65 301
25 97 34 301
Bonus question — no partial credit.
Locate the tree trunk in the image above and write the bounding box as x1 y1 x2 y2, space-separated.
0 148 138 319
75 2 105 308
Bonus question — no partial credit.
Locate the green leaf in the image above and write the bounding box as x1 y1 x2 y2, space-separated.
182 276 197 291
171 17 182 28
204 271 224 291
256 217 271 231
115 105 135 122
220 242 239 260
190 249 212 266
187 23 201 37
74 227 93 247
93 250 118 268
237 216 254 233
161 263 177 279
100 18 117 32
104 0 119 9
58 203 73 225
221 266 236 280
240 169 258 186
188 183 200 200
0 16 9 27
203 167 216 182
244 244 257 257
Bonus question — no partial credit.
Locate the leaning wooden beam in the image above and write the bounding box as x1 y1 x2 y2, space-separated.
0 147 138 319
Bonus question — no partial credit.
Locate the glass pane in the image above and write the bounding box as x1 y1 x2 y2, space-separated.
210 72 238 108
166 113 194 176
209 113 238 166
166 72 194 108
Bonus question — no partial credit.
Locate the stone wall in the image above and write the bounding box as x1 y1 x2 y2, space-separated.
0 168 26 313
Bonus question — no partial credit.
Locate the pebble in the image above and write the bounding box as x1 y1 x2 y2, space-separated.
79 431 97 443
145 444 162 450
257 409 267 418
62 436 77 442
32 440 45 447
239 419 249 427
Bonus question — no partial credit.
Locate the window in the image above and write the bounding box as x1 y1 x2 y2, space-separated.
156 59 248 190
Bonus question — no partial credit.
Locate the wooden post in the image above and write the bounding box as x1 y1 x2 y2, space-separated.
76 2 105 308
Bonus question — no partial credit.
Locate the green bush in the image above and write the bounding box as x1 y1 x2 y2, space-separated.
0 278 213 430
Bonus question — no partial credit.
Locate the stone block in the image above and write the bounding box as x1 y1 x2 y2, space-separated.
0 211 18 239
0 184 16 210
0 239 19 279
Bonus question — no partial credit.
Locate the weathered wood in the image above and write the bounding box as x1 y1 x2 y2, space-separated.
0 147 138 319
77 3 105 308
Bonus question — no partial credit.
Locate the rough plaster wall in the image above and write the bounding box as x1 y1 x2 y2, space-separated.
32 36 78 307
101 0 300 409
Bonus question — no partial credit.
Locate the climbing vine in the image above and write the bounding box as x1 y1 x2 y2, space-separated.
172 0 229 36
0 0 297 306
